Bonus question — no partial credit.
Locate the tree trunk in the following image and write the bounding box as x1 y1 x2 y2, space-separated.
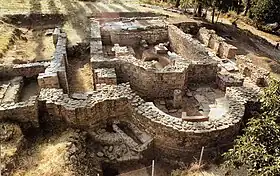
175 0 180 8
237 0 242 14
212 8 215 24
243 0 251 16
197 3 202 17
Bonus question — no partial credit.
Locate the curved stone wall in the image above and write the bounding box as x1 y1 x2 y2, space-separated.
0 82 259 159
36 83 258 159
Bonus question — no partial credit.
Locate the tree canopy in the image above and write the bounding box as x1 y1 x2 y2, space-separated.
250 0 280 23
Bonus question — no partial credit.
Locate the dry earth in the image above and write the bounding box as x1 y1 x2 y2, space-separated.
1 0 280 176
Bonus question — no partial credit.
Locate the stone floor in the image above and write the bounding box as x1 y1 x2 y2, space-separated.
154 85 229 121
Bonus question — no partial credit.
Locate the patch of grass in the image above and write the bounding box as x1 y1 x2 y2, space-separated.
12 130 74 176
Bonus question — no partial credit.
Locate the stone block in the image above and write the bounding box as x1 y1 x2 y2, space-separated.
154 43 168 54
38 72 60 89
181 112 209 122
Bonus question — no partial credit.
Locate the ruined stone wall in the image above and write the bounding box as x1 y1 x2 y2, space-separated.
101 28 168 46
168 25 210 61
187 62 218 84
0 95 38 126
91 21 219 97
95 68 117 85
38 87 129 126
1 81 259 160
39 84 256 160
91 53 218 98
236 55 270 86
116 58 187 98
197 27 238 59
38 84 256 156
129 95 246 160
0 62 49 78
216 73 244 91
38 30 69 93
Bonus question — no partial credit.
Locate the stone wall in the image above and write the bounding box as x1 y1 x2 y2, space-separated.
95 68 117 85
187 61 218 84
38 29 69 93
101 27 168 46
38 86 129 126
236 55 270 86
168 25 211 61
37 83 258 160
197 27 238 59
0 95 38 126
107 28 168 46
216 73 244 91
116 57 187 99
0 62 49 78
91 52 218 98
1 78 259 160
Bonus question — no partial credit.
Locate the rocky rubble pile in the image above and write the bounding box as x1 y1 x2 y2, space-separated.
64 130 100 175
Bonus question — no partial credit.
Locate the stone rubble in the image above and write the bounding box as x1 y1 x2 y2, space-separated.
0 13 267 165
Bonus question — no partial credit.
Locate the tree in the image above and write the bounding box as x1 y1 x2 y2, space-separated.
224 79 280 176
250 0 280 23
175 0 181 7
242 0 251 16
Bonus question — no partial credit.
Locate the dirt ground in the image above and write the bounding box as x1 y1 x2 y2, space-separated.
19 79 39 102
1 28 55 64
67 57 94 94
11 128 75 176
0 22 15 58
1 0 280 176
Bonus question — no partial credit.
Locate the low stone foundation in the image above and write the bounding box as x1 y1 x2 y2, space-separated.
236 55 270 86
0 62 49 78
197 27 238 59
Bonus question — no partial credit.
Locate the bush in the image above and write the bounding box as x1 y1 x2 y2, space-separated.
250 0 280 23
224 79 280 176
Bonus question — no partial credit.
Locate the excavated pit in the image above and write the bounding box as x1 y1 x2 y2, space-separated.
0 12 265 175
0 14 64 64
19 77 39 102
154 84 228 121
67 43 94 95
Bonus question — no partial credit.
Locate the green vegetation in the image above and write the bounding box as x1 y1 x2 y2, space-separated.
250 0 280 24
224 79 280 176
146 0 280 32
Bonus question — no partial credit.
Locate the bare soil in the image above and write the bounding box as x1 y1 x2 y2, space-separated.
11 129 73 176
67 57 94 94
19 78 39 102
0 22 16 59
1 28 55 64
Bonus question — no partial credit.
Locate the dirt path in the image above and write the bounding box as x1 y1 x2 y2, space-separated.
67 57 94 94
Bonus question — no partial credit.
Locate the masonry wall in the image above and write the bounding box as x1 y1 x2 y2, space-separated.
168 25 210 61
38 31 70 93
115 59 187 99
187 62 218 84
0 96 38 126
0 63 49 78
101 28 168 46
1 82 259 161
